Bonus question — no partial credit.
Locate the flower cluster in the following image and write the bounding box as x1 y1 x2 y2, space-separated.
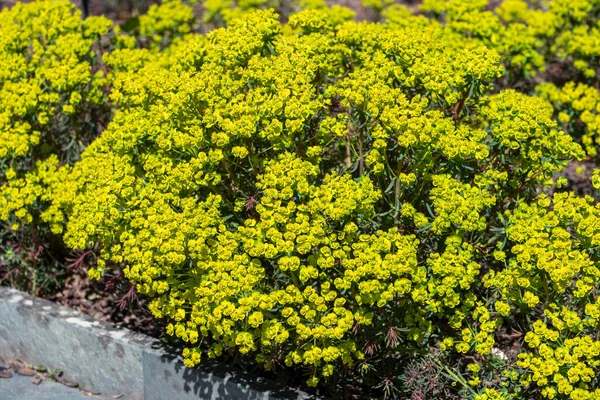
482 192 600 398
0 0 112 293
418 0 600 80
538 82 600 157
3 0 600 398
43 5 591 397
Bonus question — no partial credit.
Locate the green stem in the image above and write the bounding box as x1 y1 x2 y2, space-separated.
393 160 402 225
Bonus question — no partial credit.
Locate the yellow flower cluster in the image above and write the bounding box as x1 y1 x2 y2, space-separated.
419 0 548 75
417 0 600 79
0 0 110 160
429 175 495 234
288 6 356 33
383 0 600 165
485 193 600 305
483 192 600 398
4 0 600 397
0 1 111 236
138 0 195 47
39 5 594 394
518 333 600 399
593 169 600 189
0 156 68 230
537 82 600 157
480 90 584 179
202 0 277 26
475 388 512 400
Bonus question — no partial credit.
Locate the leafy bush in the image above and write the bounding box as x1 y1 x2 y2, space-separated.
0 0 112 293
2 0 600 398
43 5 600 398
417 0 600 80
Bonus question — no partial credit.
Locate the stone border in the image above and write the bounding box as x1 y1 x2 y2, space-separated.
0 287 311 400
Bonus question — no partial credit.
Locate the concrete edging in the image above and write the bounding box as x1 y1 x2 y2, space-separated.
0 287 310 400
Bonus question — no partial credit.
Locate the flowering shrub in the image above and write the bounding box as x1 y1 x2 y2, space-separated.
202 0 278 26
0 0 112 293
481 192 600 398
404 0 600 162
40 4 600 397
418 0 549 77
120 0 197 49
2 0 600 398
417 0 600 79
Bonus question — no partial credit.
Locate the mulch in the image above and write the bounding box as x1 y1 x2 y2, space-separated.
0 359 73 387
48 269 165 339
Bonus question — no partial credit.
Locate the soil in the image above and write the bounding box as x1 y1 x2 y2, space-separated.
561 159 600 198
48 267 165 339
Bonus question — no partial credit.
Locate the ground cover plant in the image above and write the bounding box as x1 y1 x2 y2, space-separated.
2 0 600 399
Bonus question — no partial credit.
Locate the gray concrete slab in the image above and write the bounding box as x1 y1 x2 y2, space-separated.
0 287 312 400
143 348 307 400
0 374 97 400
0 288 144 399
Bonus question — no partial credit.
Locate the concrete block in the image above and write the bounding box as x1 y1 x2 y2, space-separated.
0 373 94 400
0 287 311 400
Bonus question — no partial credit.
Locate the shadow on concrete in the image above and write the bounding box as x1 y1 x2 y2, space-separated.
144 341 317 400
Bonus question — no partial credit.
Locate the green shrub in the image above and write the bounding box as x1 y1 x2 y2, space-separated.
0 0 112 294
417 0 600 80
2 0 600 398
44 6 600 398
